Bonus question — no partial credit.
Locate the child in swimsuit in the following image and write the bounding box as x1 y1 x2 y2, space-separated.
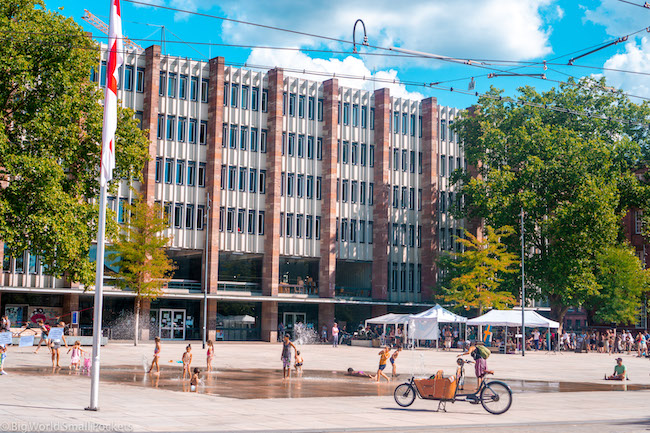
67 341 85 370
375 346 391 382
390 345 401 377
294 350 303 374
190 368 200 392
206 340 214 372
346 368 374 379
182 344 193 379
148 337 161 374
281 334 297 379
0 344 7 375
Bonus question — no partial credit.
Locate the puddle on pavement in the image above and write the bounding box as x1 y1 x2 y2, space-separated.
11 367 648 399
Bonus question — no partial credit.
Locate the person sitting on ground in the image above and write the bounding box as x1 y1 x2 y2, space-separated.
605 358 627 381
346 367 374 379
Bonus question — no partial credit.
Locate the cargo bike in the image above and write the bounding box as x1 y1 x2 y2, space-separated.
393 358 512 414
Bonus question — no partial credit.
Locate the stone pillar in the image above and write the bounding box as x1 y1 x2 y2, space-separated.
371 88 391 300
371 304 388 317
62 294 79 335
261 301 278 342
139 298 152 341
465 161 484 242
420 97 440 301
261 69 284 297
318 303 335 341
319 79 339 298
142 45 161 203
205 57 226 294
205 299 218 342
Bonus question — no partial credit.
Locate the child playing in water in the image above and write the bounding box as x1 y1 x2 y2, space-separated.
294 350 303 374
346 368 374 379
375 346 391 382
281 333 297 379
67 341 85 370
33 319 50 354
0 344 7 375
206 340 214 372
190 367 200 392
390 345 402 378
148 337 161 374
182 344 193 379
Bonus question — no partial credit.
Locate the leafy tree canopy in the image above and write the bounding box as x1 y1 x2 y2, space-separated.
0 1 149 285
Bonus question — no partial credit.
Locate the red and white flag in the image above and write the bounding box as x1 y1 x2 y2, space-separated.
100 0 123 186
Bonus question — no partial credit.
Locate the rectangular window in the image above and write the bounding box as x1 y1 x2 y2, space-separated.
343 103 350 125
297 174 304 197
261 130 268 153
249 169 257 193
418 152 423 174
298 95 305 118
288 133 295 156
361 105 367 128
449 156 454 174
237 209 245 233
262 89 268 112
134 111 143 130
316 177 322 200
280 212 285 237
220 165 226 190
393 111 399 133
402 149 408 172
401 263 407 291
166 116 175 141
315 216 321 239
223 83 229 106
287 173 294 197
201 79 209 103
179 75 187 99
248 209 256 234
296 214 303 238
350 219 357 243
282 133 286 155
409 225 415 247
402 112 408 135
440 155 446 177
401 187 407 208
342 141 349 164
185 204 194 229
123 65 133 91
351 142 358 165
199 121 207 145
410 114 416 137
219 207 224 232
409 263 415 292
158 71 165 96
259 170 266 193
239 167 246 191
635 211 644 234
187 161 196 187
231 84 238 108
317 138 323 160
174 203 183 229
342 180 348 202
297 135 305 158
241 85 249 109
440 192 446 213
230 125 238 149
289 93 296 117
392 224 399 246
197 205 205 230
410 151 416 173
198 163 206 187
307 136 314 159
341 218 348 242
308 96 315 120
360 182 366 204
167 73 177 98
369 145 375 167
227 208 235 232
361 143 367 166
370 107 375 129
155 157 162 183
351 181 357 203
240 126 248 150
222 124 228 147
393 148 399 171
136 67 145 92
306 215 313 239
252 87 259 111
419 116 423 138
164 158 173 184
164 202 172 227
250 128 258 152
228 166 236 190
369 183 374 205
317 98 323 121
440 119 446 141
418 189 422 211
258 211 265 235
286 213 293 237
176 160 184 185
189 119 197 143
368 221 373 244
393 186 399 208
352 104 359 127
409 188 415 210
306 175 314 199
359 220 366 243
177 117 186 142
190 76 198 101
118 198 127 224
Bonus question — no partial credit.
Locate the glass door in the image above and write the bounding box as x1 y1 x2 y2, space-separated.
172 310 185 340
159 309 186 340
283 312 306 336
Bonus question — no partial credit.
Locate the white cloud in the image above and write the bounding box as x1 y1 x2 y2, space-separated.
246 48 424 100
166 0 555 61
583 0 648 37
602 37 650 97
556 5 565 20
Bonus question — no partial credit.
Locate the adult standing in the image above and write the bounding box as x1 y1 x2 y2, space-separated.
532 328 541 351
0 315 10 332
332 322 339 348
50 321 68 368
277 322 285 342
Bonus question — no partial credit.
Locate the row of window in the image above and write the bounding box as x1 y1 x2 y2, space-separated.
281 133 324 160
440 228 465 251
2 248 43 274
391 111 423 137
336 102 376 129
159 71 209 103
218 208 266 235
279 173 323 199
440 119 456 142
389 223 422 248
390 147 423 173
222 125 268 152
281 93 325 121
157 115 208 144
334 179 374 205
278 213 324 240
223 83 269 112
439 191 463 214
155 202 207 230
333 218 375 244
336 141 375 167
155 158 207 187
390 262 422 293
390 186 422 210
440 155 465 177
220 166 267 194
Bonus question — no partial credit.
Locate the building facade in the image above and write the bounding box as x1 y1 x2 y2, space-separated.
0 45 468 342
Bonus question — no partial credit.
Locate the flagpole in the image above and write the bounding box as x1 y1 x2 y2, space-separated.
87 185 108 411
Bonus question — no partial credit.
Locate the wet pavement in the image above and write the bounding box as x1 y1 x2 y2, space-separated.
11 366 648 399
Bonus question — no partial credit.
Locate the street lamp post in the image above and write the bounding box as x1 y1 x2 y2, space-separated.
202 193 211 350
521 207 526 357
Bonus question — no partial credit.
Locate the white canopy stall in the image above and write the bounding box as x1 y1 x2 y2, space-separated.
467 309 560 350
408 304 468 343
365 313 413 345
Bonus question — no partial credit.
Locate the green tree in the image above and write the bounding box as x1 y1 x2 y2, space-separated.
444 226 519 315
453 78 650 325
0 1 149 285
585 245 649 325
108 193 175 345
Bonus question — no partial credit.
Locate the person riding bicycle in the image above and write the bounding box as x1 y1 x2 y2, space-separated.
459 344 494 388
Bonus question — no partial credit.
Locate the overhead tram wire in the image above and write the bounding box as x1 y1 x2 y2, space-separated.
616 0 650 9
3 34 649 128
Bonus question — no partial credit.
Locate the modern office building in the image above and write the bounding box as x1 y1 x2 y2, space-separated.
0 44 470 342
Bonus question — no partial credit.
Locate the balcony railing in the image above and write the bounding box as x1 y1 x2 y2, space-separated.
335 286 372 298
167 280 202 291
278 283 318 295
217 281 261 293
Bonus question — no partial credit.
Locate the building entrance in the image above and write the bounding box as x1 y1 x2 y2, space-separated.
283 312 306 335
159 309 186 340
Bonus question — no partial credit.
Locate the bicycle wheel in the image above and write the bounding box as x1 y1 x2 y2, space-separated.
394 383 416 407
480 381 512 415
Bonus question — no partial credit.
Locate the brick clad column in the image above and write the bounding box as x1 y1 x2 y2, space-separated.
142 45 161 203
62 294 80 336
421 97 440 300
465 161 484 242
371 89 391 300
319 79 339 298
262 68 283 298
260 68 284 342
318 304 335 341
205 57 226 294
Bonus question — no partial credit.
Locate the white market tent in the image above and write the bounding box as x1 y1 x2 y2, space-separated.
365 314 413 344
408 304 468 341
467 309 559 328
411 304 468 323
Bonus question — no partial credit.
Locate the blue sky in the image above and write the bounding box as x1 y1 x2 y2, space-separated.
50 0 650 108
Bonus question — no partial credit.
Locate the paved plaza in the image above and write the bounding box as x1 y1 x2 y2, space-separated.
1 341 650 432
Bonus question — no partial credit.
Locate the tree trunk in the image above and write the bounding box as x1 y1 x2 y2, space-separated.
549 295 569 334
134 297 140 346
